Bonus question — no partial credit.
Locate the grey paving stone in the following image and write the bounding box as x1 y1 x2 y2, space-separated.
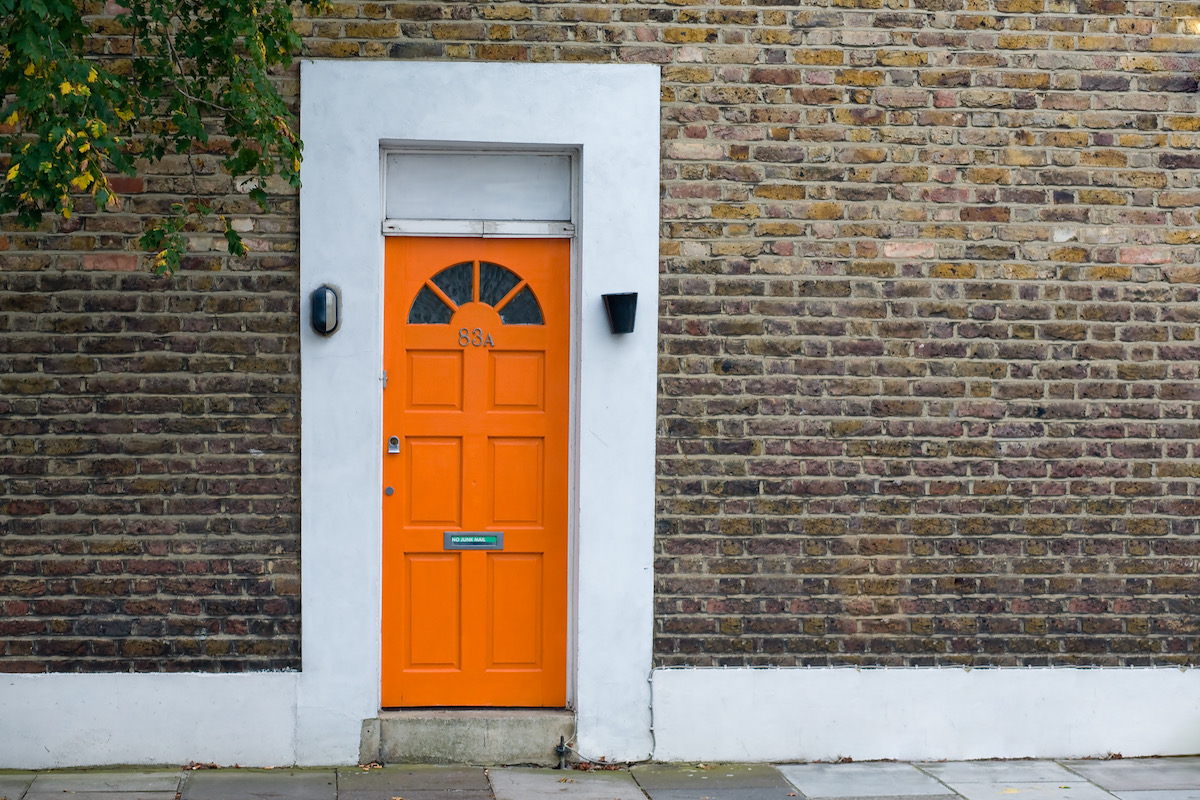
634 764 793 790
30 771 182 793
644 791 806 800
951 782 1114 800
1113 792 1200 800
0 775 35 800
1062 760 1200 792
337 765 490 793
632 763 797 799
490 767 644 800
23 792 178 800
181 769 336 800
779 763 951 798
917 762 1075 784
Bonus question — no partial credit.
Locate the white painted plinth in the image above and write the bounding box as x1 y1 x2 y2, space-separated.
651 667 1200 762
0 673 298 769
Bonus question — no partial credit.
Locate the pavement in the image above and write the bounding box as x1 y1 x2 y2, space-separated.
0 757 1198 800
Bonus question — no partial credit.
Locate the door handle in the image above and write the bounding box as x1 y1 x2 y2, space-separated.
387 436 400 454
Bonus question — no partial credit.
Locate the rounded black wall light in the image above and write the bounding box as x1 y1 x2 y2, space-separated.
311 284 340 335
602 292 637 334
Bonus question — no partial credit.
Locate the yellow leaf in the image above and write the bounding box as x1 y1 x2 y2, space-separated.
71 173 93 191
5 164 18 180
24 62 34 76
88 68 97 83
4 112 17 126
116 108 133 122
62 206 71 220
60 81 72 95
78 142 90 153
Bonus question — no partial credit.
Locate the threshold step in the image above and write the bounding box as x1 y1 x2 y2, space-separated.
361 709 575 766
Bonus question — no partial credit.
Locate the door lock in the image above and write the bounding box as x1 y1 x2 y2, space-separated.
387 436 400 454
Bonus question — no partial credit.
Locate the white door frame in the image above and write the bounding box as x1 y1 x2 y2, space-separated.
380 145 580 707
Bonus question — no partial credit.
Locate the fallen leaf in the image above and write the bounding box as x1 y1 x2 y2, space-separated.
557 778 575 783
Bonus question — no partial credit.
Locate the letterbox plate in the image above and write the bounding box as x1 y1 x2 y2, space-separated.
444 532 504 550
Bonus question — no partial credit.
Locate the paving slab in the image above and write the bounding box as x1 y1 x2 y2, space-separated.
950 782 1113 800
28 771 182 793
632 763 797 800
779 763 954 798
181 769 336 800
1114 792 1200 800
0 775 35 800
917 762 1075 784
23 792 178 800
337 764 493 799
1062 760 1200 792
490 767 644 800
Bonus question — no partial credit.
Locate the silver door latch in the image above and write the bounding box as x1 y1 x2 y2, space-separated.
387 436 400 454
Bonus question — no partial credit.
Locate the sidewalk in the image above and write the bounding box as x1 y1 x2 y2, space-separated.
1 757 1196 800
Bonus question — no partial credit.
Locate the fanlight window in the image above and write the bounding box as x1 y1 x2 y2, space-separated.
408 261 544 325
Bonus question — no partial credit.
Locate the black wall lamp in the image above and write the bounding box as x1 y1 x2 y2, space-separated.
602 292 637 334
310 284 340 335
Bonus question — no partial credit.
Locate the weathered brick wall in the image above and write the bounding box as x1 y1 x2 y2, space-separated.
0 3 302 668
4 0 1200 670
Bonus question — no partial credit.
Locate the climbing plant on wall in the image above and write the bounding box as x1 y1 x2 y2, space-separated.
0 0 328 274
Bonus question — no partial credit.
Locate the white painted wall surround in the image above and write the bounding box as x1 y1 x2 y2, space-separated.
0 673 298 768
651 667 1200 762
297 61 661 764
0 61 660 769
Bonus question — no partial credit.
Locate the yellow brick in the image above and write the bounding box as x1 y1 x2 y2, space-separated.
807 202 844 220
1080 150 1127 167
1049 246 1088 263
1120 55 1161 72
998 34 1048 49
663 27 718 43
877 50 927 67
1085 266 1133 280
480 5 532 20
930 263 976 279
711 204 760 219
835 69 885 86
757 222 805 236
663 66 715 83
1078 189 1127 205
965 168 1011 184
795 50 844 66
753 184 807 200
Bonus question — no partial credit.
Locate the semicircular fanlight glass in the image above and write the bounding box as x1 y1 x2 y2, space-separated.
499 285 543 325
431 261 474 306
479 262 521 307
408 285 453 324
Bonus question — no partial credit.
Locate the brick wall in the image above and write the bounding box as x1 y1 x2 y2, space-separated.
4 0 1200 670
0 80 302 668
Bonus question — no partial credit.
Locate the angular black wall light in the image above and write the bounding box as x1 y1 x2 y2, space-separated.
310 284 340 335
602 292 637 335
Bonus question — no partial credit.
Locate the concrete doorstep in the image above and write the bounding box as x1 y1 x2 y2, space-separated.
0 757 1197 800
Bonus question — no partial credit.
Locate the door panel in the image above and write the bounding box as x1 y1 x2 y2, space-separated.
488 553 543 668
406 554 462 668
406 438 462 526
382 237 569 708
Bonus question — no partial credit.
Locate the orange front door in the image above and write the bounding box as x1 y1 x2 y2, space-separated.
382 237 569 707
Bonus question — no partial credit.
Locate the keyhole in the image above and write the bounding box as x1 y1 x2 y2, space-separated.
385 486 394 496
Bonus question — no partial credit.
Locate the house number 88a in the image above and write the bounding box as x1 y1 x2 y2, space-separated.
459 327 495 347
